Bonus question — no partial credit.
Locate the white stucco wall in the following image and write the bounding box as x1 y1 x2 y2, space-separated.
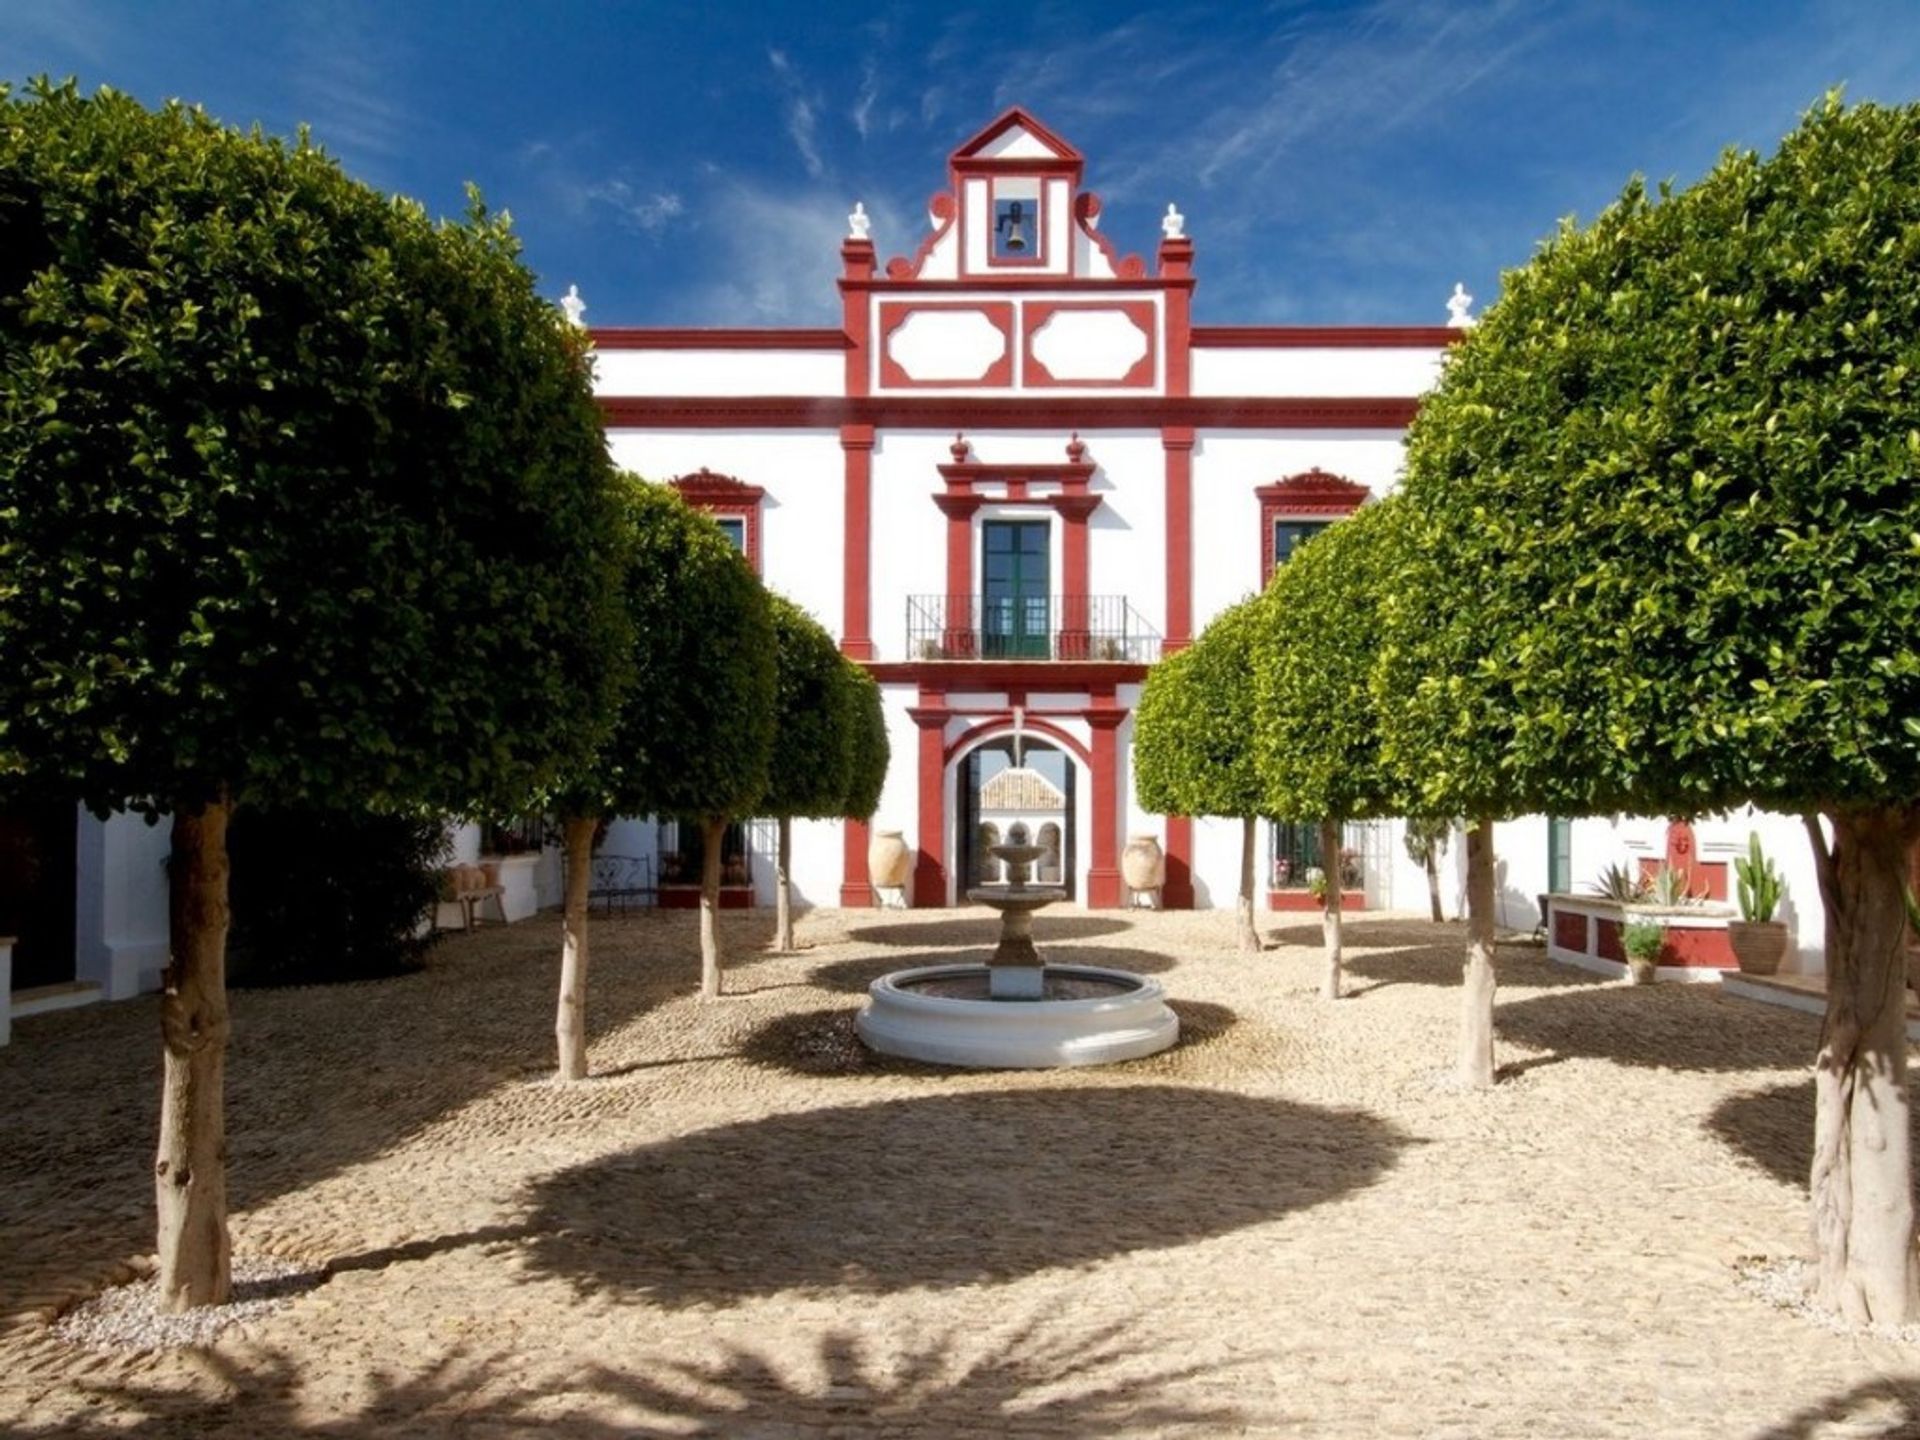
1191 345 1445 398
74 808 171 1000
592 348 842 397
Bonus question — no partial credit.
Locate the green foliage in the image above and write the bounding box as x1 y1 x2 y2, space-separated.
1385 94 1920 819
1134 596 1264 820
1735 832 1785 921
0 80 627 819
1254 501 1406 823
557 477 774 824
1647 864 1703 906
838 665 889 820
1402 816 1455 867
759 595 853 821
1622 919 1666 963
1587 862 1650 902
226 806 446 986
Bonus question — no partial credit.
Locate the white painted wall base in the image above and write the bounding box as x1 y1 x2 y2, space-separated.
1546 949 1724 984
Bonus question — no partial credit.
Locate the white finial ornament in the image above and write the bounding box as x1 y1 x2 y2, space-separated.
848 202 871 240
1161 202 1186 240
1447 281 1475 329
560 283 587 328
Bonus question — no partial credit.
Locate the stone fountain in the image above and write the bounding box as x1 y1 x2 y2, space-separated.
856 841 1179 1068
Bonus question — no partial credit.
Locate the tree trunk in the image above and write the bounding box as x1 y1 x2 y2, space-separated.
1804 806 1920 1324
1425 848 1445 923
1458 817 1497 1089
554 815 597 1083
699 817 725 999
156 795 234 1312
775 815 794 953
1320 815 1344 1000
1236 815 1260 954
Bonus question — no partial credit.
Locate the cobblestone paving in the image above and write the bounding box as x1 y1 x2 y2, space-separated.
2 907 1916 1438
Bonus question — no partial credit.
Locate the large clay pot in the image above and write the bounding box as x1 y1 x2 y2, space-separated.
1122 834 1166 893
1728 919 1788 976
867 829 911 891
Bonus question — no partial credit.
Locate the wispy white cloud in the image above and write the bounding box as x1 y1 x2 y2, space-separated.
0 0 116 70
768 46 825 178
584 181 685 234
283 3 415 175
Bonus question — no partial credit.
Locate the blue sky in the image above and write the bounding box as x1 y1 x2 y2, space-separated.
6 2 1920 327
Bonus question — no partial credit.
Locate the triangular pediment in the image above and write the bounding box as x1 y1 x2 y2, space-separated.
951 107 1082 166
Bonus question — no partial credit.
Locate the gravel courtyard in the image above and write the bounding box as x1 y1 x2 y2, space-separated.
2 906 1916 1438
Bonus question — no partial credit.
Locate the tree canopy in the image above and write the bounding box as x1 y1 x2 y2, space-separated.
0 79 628 819
1135 596 1265 822
838 664 889 820
759 595 855 822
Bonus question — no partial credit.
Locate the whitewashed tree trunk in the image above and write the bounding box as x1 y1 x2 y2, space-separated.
775 815 794 953
1237 816 1260 954
1804 807 1920 1324
1319 815 1344 1000
156 795 234 1312
699 817 725 999
554 815 596 1083
1425 849 1445 923
1458 817 1497 1089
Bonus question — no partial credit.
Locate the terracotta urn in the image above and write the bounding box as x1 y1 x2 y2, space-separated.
1727 919 1788 976
867 829 911 891
1122 834 1166 893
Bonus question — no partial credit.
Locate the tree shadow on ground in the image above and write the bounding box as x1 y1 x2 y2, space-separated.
25 1319 1252 1438
740 1000 1238 1080
522 1084 1405 1308
1748 1376 1920 1439
1339 944 1598 994
846 915 1131 947
1496 983 1814 1074
1703 1078 1920 1197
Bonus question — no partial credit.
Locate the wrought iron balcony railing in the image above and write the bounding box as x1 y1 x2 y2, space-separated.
905 594 1162 663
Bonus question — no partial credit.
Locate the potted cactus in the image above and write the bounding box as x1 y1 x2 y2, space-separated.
1729 832 1789 975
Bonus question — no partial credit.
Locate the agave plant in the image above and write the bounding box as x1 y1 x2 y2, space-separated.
1734 832 1784 923
1586 862 1650 903
1647 864 1706 907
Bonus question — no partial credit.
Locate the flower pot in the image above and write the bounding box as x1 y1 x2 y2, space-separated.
1728 919 1788 976
1627 957 1657 985
867 829 911 891
1122 834 1165 893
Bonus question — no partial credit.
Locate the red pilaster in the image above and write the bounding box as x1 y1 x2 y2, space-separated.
1053 492 1099 658
840 424 875 659
909 703 948 907
841 817 874 907
1087 699 1127 908
1163 814 1195 909
839 237 874 398
1158 236 1194 399
1163 426 1194 651
933 492 984 654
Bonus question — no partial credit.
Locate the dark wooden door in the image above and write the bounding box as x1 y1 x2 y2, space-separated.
0 801 78 990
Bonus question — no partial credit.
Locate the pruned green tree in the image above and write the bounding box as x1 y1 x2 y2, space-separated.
1135 598 1266 953
760 596 855 954
1254 502 1405 999
0 82 627 1306
840 665 890 826
1388 94 1920 1321
1401 816 1456 924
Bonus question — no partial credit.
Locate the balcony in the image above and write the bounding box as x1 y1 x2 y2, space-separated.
905 594 1162 663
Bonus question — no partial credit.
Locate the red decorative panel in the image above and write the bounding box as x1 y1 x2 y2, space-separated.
659 885 753 910
1596 919 1624 962
878 301 1015 390
1662 926 1737 969
1268 891 1366 912
1022 300 1158 389
1554 909 1589 953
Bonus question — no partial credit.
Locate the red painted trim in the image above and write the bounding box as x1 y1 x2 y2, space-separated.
667 470 765 574
934 492 985 623
1162 427 1194 650
1086 704 1125 908
598 396 1420 430
844 277 1191 295
950 107 1084 168
864 660 1149 686
1077 192 1146 281
877 301 1016 389
841 242 874 399
911 706 948 907
886 193 957 281
1193 326 1460 349
1022 299 1158 389
942 714 1093 769
1258 469 1371 583
841 817 874 907
591 328 850 350
1660 926 1737 969
1163 814 1194 909
840 425 874 659
1159 239 1193 398
1268 891 1365 912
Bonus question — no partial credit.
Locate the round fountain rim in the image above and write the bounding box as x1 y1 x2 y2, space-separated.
870 962 1163 1015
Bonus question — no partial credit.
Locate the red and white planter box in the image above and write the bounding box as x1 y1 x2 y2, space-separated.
1545 894 1738 983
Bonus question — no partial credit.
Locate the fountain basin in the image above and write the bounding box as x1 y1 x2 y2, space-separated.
857 963 1179 1069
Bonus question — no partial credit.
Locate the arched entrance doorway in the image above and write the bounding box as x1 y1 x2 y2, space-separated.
956 738 1075 899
